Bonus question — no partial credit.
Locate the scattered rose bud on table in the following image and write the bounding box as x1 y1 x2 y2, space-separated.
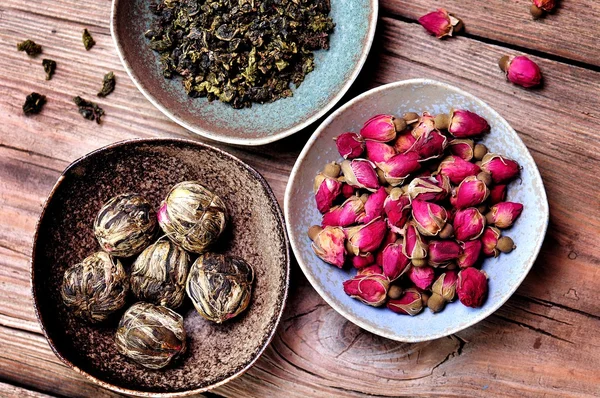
499 55 543 88
418 9 463 39
530 0 555 19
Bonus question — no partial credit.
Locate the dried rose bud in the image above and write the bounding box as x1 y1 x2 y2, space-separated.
311 226 346 267
457 268 488 308
341 183 356 199
408 265 435 290
427 293 446 313
412 200 448 236
402 222 428 266
418 9 462 39
322 196 365 227
411 113 436 139
453 207 486 241
457 239 482 268
407 174 450 203
387 288 423 316
488 184 507 205
360 114 397 142
533 0 555 11
343 270 390 307
486 202 524 229
480 153 520 184
428 240 461 267
393 131 417 153
448 110 490 138
358 264 384 276
449 139 475 161
432 270 458 302
346 217 387 256
499 55 542 88
361 187 387 224
381 241 411 281
378 151 421 186
451 175 490 209
481 226 501 257
384 188 411 232
352 252 375 269
437 156 481 184
314 173 342 213
365 140 396 163
410 129 448 161
376 230 398 266
335 132 365 159
341 159 380 192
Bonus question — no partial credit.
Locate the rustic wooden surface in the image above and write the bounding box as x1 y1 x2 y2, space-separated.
0 0 599 396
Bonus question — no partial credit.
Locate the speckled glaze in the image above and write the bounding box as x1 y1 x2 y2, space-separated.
31 139 290 396
110 0 377 146
285 79 549 342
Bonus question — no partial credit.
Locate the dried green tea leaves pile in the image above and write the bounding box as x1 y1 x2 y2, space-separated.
60 181 255 369
146 0 335 108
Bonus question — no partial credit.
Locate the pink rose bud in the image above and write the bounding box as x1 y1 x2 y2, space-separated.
387 288 423 316
480 153 520 184
365 140 396 163
361 187 387 223
402 222 428 263
360 114 397 142
448 139 475 161
481 226 501 257
451 175 490 209
437 156 481 185
352 252 375 269
384 188 411 233
418 9 462 39
488 184 507 205
408 265 435 290
486 202 524 229
500 55 542 88
311 226 346 268
457 240 482 268
457 268 488 308
407 174 450 203
453 207 486 241
341 159 380 192
341 183 356 199
412 200 448 236
533 0 555 11
428 240 461 267
314 173 342 213
343 270 390 307
381 241 411 281
410 129 448 161
432 271 458 302
393 131 417 153
376 230 398 266
322 196 365 227
448 110 490 138
335 132 365 159
378 151 421 186
411 113 436 139
346 217 387 256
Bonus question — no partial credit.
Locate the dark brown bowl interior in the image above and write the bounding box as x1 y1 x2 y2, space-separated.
31 139 289 396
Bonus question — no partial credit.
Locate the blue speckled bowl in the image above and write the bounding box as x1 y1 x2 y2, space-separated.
285 79 549 342
110 0 377 146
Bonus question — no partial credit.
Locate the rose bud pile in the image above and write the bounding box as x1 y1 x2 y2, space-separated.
308 110 525 316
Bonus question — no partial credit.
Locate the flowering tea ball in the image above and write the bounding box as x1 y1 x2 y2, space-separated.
61 251 129 323
158 181 227 254
94 193 157 257
115 302 186 369
131 240 189 309
186 253 254 323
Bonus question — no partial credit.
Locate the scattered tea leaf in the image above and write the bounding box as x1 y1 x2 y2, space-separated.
82 29 96 51
17 40 42 57
42 59 57 80
97 71 116 97
73 96 104 124
23 93 46 115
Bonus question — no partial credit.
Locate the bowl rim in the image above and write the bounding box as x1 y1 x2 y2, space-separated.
109 0 379 147
30 137 291 397
284 78 549 342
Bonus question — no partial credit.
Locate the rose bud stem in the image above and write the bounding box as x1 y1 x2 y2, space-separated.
477 171 493 186
530 4 544 19
427 293 446 313
393 117 407 132
323 162 341 178
308 225 323 241
388 285 403 300
497 236 516 253
403 112 420 124
434 113 450 130
421 292 430 306
439 223 454 239
473 144 488 161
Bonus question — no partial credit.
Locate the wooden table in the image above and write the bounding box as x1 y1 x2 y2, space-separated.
1 0 599 396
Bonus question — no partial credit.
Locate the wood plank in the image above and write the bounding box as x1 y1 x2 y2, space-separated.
0 382 56 398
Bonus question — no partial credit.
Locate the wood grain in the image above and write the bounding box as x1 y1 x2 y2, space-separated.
0 382 55 398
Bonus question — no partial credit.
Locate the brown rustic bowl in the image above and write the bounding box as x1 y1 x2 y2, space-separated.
31 138 289 396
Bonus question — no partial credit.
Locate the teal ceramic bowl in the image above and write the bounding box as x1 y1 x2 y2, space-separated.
111 0 377 146
285 79 549 342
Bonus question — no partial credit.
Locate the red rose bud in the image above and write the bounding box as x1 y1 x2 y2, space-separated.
314 173 342 213
453 207 486 241
341 183 356 199
341 159 380 192
480 153 520 184
352 252 375 269
378 151 421 186
410 129 448 161
381 241 411 281
411 200 448 236
437 156 481 184
343 270 389 307
457 268 488 308
428 240 461 267
418 9 462 39
360 114 397 142
361 187 387 223
457 240 482 268
451 176 490 209
488 184 507 205
402 222 428 264
481 226 502 257
448 139 475 161
384 188 411 233
376 230 398 266
448 110 490 138
365 140 396 163
387 288 423 316
486 202 523 229
411 113 436 139
393 131 417 153
335 132 365 159
499 55 542 88
346 217 387 256
407 174 450 203
432 271 458 302
322 196 365 227
408 265 435 290
311 226 346 267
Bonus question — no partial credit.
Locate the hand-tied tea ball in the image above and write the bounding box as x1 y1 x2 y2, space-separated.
115 302 186 369
131 240 189 309
94 193 157 257
158 181 227 254
186 253 254 323
61 251 129 323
